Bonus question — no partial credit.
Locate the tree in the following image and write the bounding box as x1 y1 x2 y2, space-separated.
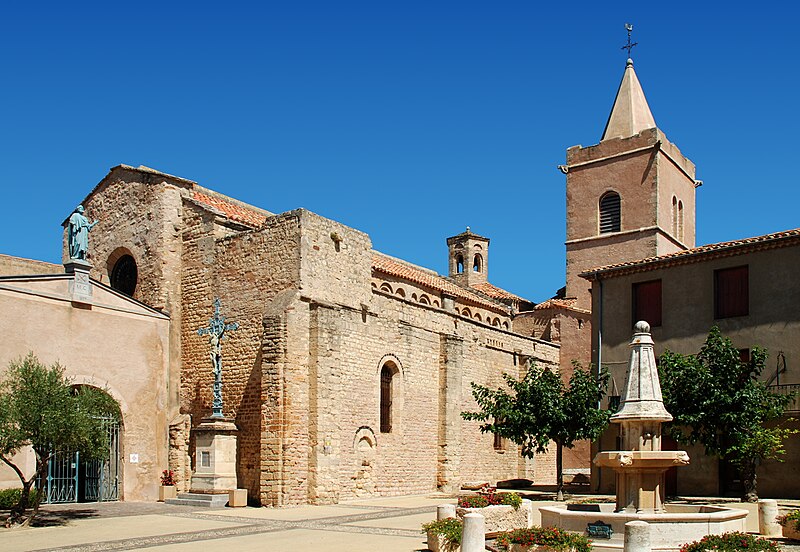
658 327 797 502
0 353 119 526
462 362 610 500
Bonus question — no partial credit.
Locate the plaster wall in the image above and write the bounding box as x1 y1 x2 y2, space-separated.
0 276 170 501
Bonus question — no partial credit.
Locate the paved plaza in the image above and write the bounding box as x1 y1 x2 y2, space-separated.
2 493 799 551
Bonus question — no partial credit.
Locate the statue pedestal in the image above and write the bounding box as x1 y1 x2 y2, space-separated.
190 417 239 493
64 259 93 305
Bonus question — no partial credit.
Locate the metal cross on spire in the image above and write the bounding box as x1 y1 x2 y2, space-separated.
621 23 638 60
197 298 239 419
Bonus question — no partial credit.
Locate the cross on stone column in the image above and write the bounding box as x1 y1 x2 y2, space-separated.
197 298 239 419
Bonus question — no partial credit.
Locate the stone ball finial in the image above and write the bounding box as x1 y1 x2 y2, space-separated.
634 320 650 333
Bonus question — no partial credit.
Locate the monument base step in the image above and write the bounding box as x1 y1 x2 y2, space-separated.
165 492 230 508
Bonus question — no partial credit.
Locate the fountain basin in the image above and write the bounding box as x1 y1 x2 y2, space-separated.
539 503 748 551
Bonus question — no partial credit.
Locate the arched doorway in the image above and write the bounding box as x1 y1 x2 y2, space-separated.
39 387 122 503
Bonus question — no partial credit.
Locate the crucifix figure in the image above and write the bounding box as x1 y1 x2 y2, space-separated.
197 298 239 419
621 23 638 60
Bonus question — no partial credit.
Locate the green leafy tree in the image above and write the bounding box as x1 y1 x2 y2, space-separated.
462 362 610 500
0 353 119 526
658 327 797 502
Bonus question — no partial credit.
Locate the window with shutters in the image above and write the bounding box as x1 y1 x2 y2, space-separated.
715 266 749 319
633 279 662 327
599 192 621 234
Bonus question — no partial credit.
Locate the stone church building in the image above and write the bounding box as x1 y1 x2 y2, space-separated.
19 163 560 505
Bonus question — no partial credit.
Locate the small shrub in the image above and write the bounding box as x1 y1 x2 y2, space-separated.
0 488 22 510
679 532 779 552
422 518 462 551
160 469 176 486
0 488 42 510
778 509 800 531
496 526 591 552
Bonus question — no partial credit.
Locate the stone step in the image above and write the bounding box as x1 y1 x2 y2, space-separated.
165 493 230 508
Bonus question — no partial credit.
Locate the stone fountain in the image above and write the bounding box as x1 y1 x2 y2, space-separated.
540 322 747 551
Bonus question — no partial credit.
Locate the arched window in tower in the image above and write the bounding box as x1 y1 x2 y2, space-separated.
380 363 396 433
110 254 138 297
473 254 483 273
456 254 464 274
678 200 684 242
599 192 621 234
672 196 678 237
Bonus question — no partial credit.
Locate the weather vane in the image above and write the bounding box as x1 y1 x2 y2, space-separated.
621 23 638 60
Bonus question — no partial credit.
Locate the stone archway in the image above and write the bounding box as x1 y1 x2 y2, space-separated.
353 427 377 497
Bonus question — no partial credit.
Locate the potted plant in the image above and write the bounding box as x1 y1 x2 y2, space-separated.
678 532 779 552
496 526 591 552
422 518 462 552
159 469 177 501
456 485 532 533
778 510 800 541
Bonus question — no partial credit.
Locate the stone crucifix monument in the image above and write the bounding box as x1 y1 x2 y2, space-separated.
189 298 241 498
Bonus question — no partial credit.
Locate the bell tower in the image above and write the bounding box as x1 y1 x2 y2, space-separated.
564 56 699 311
447 227 489 287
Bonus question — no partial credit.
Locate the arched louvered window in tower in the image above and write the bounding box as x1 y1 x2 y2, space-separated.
599 192 621 234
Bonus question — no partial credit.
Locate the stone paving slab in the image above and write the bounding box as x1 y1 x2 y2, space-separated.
142 527 428 552
344 511 434 531
1 514 245 552
203 504 378 521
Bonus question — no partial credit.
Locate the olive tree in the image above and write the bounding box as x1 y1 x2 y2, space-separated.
0 353 119 526
462 362 610 500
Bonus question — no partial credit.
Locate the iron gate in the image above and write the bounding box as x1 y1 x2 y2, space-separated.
40 416 120 503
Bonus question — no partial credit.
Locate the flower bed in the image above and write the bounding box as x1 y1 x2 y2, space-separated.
496 527 591 552
778 510 800 541
422 518 461 552
679 532 779 552
455 487 531 534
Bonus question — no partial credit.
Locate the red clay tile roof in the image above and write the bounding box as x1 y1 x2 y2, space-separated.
191 190 269 228
532 297 591 314
471 281 528 303
581 227 800 279
372 253 507 312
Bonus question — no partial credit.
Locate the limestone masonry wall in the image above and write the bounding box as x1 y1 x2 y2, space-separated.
79 171 563 505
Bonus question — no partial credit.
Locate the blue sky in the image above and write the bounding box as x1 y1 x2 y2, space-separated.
2 2 798 302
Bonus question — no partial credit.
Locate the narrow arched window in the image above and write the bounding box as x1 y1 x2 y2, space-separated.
110 255 138 297
380 365 393 433
456 255 464 274
678 200 684 242
672 196 678 237
473 254 483 273
599 192 621 234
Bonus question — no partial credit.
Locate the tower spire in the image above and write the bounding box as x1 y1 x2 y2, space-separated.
601 24 655 141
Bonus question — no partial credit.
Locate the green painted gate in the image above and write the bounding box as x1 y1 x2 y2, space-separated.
39 416 120 503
